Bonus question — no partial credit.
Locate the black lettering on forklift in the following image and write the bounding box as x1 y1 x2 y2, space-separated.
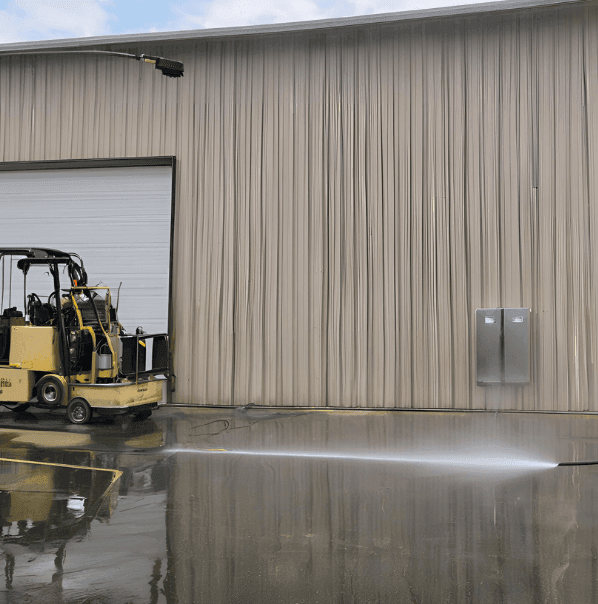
137 387 148 393
0 378 11 388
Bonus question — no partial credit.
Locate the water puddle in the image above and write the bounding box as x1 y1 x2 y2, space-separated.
0 458 122 590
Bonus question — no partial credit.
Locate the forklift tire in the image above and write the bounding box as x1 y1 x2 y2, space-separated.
135 410 152 420
67 398 92 425
37 375 65 407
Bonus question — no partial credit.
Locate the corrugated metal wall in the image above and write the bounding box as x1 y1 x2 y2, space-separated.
1 3 597 410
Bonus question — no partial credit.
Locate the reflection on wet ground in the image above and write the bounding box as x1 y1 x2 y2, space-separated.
0 406 597 602
0 458 121 593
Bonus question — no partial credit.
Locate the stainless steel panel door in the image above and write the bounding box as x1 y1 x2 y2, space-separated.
503 308 530 384
476 308 502 385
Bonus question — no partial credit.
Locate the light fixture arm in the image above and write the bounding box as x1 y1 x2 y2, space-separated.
0 49 184 77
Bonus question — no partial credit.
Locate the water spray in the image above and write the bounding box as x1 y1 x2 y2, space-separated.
160 447 598 470
164 448 559 470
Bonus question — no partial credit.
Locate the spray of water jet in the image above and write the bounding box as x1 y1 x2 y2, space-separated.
164 448 557 470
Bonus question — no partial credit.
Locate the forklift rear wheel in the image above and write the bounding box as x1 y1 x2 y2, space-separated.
38 376 65 407
67 398 92 425
135 410 152 420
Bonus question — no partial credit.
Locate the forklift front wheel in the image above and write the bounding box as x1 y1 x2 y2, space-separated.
67 398 92 425
37 375 65 407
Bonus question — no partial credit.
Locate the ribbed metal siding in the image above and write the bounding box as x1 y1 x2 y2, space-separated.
1 4 596 410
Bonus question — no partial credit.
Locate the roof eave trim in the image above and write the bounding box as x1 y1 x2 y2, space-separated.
0 0 586 53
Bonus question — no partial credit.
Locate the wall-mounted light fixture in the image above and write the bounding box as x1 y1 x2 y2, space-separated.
0 49 184 78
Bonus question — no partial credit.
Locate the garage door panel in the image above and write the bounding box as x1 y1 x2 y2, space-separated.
0 165 173 335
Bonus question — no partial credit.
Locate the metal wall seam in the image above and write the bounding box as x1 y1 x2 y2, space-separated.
586 6 598 410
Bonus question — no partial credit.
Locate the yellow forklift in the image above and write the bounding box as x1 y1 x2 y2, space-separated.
0 248 168 424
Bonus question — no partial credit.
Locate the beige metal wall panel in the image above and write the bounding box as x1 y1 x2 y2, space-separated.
2 4 598 410
586 7 598 410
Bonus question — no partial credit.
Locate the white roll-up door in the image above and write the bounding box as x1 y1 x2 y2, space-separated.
0 162 173 335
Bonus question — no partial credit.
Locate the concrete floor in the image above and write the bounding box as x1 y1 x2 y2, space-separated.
0 405 596 603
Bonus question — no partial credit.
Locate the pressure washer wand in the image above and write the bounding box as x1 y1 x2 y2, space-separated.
558 460 598 466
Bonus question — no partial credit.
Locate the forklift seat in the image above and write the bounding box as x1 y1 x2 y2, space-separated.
1 308 23 319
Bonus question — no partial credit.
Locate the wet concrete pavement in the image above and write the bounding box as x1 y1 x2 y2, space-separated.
0 406 597 602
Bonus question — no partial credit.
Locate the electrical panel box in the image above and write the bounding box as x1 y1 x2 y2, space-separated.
476 308 530 385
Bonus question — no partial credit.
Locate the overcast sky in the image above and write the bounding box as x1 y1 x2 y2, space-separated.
0 0 497 44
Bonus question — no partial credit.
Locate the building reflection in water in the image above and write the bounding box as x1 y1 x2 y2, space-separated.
0 416 170 601
0 458 121 590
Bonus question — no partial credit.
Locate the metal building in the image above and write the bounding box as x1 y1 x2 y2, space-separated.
0 0 594 411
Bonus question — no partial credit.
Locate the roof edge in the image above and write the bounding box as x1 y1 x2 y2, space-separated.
0 0 587 52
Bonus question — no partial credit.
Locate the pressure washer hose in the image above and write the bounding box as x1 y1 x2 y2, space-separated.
558 460 598 466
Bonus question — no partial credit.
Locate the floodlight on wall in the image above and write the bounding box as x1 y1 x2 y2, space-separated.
0 49 184 78
137 54 184 78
